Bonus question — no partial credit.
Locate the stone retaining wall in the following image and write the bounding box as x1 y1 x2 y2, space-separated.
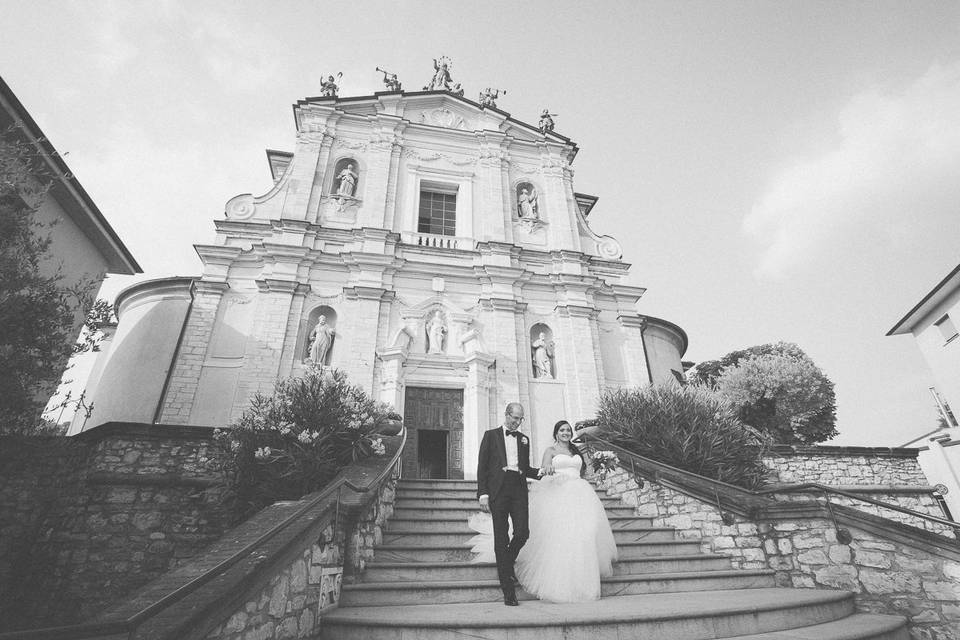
596 464 960 640
764 445 931 486
0 423 228 631
204 471 398 639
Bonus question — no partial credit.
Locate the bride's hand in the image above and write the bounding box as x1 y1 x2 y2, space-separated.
541 463 554 476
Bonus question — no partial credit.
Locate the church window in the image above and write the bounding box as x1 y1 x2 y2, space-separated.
935 314 958 343
418 182 458 236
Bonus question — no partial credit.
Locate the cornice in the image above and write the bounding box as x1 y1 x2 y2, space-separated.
255 279 299 294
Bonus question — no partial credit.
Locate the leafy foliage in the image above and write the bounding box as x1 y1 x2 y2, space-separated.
0 133 98 434
688 341 809 388
215 368 396 522
596 384 770 490
714 353 838 444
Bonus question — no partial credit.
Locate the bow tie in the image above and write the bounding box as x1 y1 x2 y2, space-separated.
505 430 521 438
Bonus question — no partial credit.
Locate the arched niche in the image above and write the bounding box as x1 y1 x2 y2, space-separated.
303 305 338 366
515 181 540 221
529 323 555 379
331 157 361 198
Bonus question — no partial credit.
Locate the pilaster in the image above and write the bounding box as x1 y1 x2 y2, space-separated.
618 314 651 386
159 280 229 424
555 304 603 418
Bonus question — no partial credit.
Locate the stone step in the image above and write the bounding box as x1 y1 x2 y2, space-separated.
371 539 705 563
360 553 733 582
394 497 628 510
728 613 908 639
322 587 868 639
396 490 624 504
384 515 656 532
380 526 676 547
339 570 776 607
396 482 614 497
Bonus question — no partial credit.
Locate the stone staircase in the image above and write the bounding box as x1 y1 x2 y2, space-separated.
321 479 908 639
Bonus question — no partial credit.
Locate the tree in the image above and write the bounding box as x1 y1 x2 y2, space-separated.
0 133 97 434
688 341 809 388
713 350 838 444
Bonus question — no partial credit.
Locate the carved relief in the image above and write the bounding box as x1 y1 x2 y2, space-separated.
419 108 466 130
225 194 256 220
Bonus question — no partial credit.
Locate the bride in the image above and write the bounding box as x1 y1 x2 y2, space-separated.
470 420 618 602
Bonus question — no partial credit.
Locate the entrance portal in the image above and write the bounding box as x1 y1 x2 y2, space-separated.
403 387 464 479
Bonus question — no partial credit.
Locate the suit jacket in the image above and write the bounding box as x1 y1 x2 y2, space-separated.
476 426 540 501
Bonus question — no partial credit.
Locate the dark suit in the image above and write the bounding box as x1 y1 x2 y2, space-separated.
477 426 540 596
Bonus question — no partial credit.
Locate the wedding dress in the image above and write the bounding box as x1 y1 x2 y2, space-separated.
468 453 618 602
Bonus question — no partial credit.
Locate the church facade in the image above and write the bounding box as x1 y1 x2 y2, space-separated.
84 88 687 479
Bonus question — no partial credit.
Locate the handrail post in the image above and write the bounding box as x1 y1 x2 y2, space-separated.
821 488 853 545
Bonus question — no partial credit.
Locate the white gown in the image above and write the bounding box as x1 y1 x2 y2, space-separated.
468 453 618 603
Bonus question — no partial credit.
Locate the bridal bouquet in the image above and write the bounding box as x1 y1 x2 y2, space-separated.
591 450 620 481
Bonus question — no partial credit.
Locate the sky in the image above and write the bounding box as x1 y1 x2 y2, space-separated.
4 0 959 446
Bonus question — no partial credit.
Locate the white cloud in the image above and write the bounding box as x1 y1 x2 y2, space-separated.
745 61 960 279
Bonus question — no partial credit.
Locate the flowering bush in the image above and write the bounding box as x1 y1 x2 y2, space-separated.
597 383 770 490
590 450 619 481
215 368 396 522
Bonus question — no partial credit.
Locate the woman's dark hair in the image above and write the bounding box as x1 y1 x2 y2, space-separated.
553 420 585 473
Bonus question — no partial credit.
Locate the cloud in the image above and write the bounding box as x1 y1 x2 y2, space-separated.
745 61 960 279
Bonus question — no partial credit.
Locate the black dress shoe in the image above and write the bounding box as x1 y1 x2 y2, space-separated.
504 594 519 606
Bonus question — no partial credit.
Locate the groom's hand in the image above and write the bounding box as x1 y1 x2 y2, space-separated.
479 496 490 513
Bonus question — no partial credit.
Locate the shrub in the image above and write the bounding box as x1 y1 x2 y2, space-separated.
596 384 770 490
215 368 395 522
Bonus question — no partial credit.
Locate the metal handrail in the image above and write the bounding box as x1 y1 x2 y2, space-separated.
0 424 408 640
581 432 959 535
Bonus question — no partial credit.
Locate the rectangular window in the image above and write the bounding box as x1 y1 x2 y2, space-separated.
418 186 457 236
935 314 959 343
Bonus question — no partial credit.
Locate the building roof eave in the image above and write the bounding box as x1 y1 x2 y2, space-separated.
887 262 960 336
0 76 142 275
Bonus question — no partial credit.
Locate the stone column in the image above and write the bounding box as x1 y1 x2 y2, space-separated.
463 338 496 479
341 286 389 392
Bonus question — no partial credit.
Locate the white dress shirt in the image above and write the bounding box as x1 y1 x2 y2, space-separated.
502 425 520 472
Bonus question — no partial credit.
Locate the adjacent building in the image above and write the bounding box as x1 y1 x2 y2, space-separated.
83 87 687 478
888 262 960 516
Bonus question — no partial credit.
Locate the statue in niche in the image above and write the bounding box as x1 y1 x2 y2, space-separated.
425 56 454 91
307 315 336 365
532 331 555 379
376 66 402 91
320 73 342 98
538 109 557 133
479 87 506 108
426 311 447 354
335 164 358 197
517 186 539 221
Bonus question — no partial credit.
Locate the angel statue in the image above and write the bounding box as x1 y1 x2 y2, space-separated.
426 57 453 91
539 109 557 133
518 187 538 220
478 87 505 108
376 66 402 91
320 73 342 98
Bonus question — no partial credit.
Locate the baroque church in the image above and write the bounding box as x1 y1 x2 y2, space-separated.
81 65 687 480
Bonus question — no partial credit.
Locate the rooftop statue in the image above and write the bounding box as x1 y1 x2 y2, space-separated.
376 66 402 92
539 109 557 133
451 82 464 97
479 87 506 109
425 56 454 91
320 72 342 98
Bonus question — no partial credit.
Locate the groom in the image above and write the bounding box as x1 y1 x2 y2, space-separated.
477 402 541 606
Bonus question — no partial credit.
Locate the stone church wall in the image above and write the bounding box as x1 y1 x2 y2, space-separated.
0 423 228 630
